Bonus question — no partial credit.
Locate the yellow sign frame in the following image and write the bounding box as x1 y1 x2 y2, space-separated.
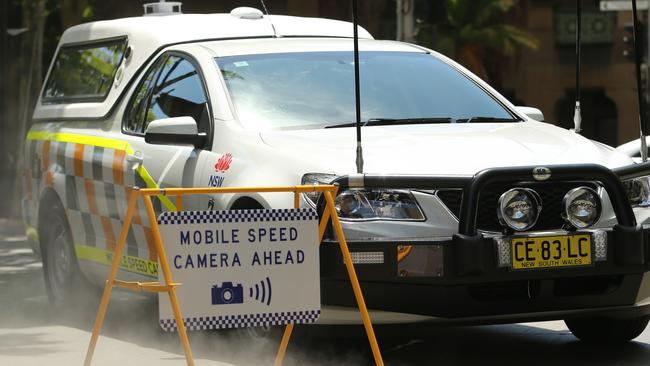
83 185 384 366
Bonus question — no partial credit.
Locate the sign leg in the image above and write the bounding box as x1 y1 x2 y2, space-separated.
84 189 139 366
274 188 305 365
143 195 195 366
323 191 384 366
274 323 294 366
274 186 339 365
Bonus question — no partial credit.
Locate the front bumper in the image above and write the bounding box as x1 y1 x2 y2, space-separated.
318 163 650 322
320 232 650 320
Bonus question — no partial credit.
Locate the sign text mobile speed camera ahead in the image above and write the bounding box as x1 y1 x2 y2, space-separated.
156 208 320 331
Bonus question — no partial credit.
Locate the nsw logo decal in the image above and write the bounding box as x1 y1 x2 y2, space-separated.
208 153 233 188
215 153 232 173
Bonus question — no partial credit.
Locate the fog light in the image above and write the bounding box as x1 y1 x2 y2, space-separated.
563 187 601 229
497 188 541 231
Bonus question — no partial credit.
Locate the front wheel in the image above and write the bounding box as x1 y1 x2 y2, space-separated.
565 315 650 343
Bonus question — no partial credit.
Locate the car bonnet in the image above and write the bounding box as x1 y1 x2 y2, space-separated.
259 121 634 175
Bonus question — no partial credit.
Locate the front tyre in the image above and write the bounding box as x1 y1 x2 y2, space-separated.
565 316 650 343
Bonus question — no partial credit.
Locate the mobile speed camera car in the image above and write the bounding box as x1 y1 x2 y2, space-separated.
22 5 650 343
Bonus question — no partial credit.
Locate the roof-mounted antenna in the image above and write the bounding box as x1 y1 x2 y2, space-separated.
632 0 648 162
259 0 279 38
573 0 582 134
352 0 364 174
143 0 182 16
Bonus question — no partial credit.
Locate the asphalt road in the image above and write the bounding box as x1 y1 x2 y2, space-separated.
2 218 650 366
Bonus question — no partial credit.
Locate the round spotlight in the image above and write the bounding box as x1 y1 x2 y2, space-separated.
563 186 601 229
497 188 542 231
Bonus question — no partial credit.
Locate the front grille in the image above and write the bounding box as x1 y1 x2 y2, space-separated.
436 189 462 217
436 182 598 232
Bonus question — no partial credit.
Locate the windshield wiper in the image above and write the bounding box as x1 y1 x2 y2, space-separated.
324 117 453 129
455 116 520 123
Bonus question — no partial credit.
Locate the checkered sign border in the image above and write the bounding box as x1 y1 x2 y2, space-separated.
157 208 319 225
160 310 321 331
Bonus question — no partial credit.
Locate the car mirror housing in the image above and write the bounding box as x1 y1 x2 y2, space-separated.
515 106 545 122
144 116 206 148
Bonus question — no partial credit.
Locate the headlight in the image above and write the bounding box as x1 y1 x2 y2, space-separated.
562 186 601 229
623 176 650 207
301 173 425 221
335 189 425 220
497 188 541 231
301 173 339 205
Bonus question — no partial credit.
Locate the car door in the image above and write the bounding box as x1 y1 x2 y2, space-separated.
116 52 214 270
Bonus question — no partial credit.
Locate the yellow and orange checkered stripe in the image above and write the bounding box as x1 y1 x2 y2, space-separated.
24 131 177 277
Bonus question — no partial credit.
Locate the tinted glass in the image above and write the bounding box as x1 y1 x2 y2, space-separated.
146 55 210 133
125 57 166 134
43 39 127 102
216 52 515 130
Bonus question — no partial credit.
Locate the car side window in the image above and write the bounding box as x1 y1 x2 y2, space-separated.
124 53 210 135
125 56 166 134
146 55 210 134
43 38 127 103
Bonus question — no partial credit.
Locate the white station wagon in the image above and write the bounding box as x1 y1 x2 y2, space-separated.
22 5 650 342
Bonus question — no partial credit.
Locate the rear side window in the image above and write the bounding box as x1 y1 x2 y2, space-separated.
43 38 127 103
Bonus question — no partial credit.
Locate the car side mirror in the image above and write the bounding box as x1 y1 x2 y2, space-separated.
144 116 207 148
515 106 545 122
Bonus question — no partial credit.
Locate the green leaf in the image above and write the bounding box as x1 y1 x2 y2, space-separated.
82 5 94 20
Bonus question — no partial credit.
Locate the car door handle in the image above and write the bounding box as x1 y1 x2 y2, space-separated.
126 151 143 164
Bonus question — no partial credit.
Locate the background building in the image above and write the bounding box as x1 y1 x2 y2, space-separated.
502 0 640 147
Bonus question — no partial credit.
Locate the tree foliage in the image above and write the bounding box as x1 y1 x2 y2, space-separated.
9 0 92 216
419 0 539 82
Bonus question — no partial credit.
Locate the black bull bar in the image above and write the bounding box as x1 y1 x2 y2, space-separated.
318 162 650 275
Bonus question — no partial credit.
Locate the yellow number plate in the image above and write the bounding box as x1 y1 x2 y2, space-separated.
510 234 592 270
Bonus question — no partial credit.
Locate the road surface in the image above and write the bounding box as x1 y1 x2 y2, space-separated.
1 219 650 365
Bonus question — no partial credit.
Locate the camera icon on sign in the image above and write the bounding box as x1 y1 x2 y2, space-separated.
211 282 244 305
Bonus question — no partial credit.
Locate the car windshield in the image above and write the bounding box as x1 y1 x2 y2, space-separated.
216 51 517 130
